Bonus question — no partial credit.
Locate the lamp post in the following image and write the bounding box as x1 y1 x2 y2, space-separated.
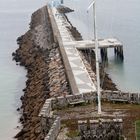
87 0 101 114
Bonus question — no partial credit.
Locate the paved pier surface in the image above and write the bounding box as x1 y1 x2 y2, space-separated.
50 7 96 94
75 38 123 50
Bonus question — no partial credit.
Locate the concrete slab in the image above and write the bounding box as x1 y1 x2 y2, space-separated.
75 39 123 49
51 8 96 94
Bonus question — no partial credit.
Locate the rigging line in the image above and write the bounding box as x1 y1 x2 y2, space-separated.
99 2 109 38
86 9 91 40
86 2 94 67
89 10 93 40
74 0 78 28
75 0 81 33
86 2 95 66
74 0 79 22
109 0 117 38
86 9 92 65
85 11 90 65
114 0 122 39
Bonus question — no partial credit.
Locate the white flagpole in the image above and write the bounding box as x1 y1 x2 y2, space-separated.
87 0 101 114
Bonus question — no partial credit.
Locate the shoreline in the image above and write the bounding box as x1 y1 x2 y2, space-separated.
12 5 118 139
12 5 71 139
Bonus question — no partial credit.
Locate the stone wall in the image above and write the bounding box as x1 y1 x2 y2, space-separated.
39 90 140 118
39 99 52 117
45 117 61 140
102 90 140 103
78 119 124 140
38 99 61 140
42 91 140 111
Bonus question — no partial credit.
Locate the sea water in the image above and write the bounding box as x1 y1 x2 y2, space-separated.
0 0 140 139
0 0 46 139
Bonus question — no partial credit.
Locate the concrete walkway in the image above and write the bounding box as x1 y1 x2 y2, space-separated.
52 8 96 94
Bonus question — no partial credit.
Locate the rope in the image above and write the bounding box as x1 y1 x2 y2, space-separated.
86 10 92 40
108 0 119 38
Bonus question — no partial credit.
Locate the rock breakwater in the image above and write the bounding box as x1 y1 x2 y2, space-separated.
12 5 70 140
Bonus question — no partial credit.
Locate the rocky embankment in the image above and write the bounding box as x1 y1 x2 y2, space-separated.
12 6 70 140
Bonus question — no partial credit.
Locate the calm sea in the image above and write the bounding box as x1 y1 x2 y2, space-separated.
0 0 140 139
64 0 140 92
0 0 46 139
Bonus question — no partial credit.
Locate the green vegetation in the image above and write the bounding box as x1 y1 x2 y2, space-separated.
66 130 79 138
136 120 140 140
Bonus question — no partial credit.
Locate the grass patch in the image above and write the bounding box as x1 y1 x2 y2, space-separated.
136 120 140 140
66 130 79 138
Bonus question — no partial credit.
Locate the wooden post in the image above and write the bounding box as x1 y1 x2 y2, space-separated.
114 46 124 61
104 48 108 61
100 48 104 61
120 47 124 61
114 47 117 55
117 47 120 57
101 48 108 62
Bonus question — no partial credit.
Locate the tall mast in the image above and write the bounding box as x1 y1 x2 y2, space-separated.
87 0 101 114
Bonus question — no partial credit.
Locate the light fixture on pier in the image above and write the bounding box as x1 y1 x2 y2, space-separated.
87 0 101 115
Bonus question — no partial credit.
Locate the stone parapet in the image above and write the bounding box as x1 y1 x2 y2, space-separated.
78 119 124 139
45 117 61 140
39 99 52 117
40 91 140 116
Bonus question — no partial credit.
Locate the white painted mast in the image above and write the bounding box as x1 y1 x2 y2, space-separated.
87 0 101 114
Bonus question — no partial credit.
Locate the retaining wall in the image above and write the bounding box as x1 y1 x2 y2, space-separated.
39 99 52 117
44 91 140 110
38 99 61 140
39 91 140 118
44 117 61 140
78 119 124 139
102 90 140 103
